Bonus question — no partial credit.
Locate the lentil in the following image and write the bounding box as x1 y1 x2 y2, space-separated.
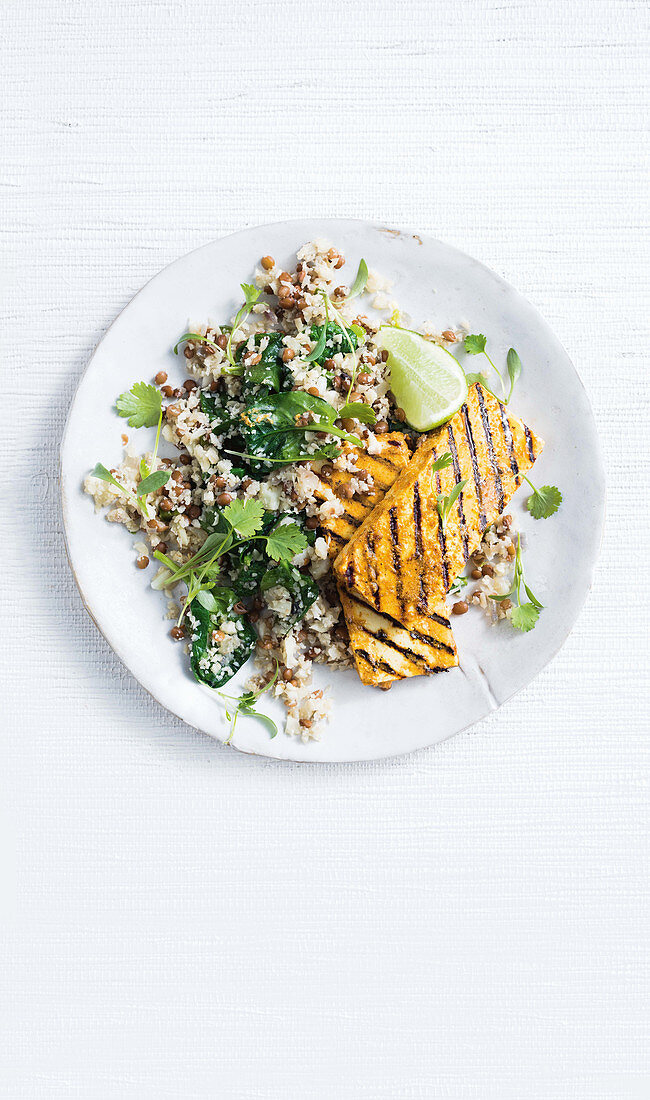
170 626 185 640
136 555 149 569
261 255 275 270
452 601 469 615
217 492 233 506
155 371 168 385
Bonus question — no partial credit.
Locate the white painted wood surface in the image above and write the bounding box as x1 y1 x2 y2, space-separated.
2 1 648 1096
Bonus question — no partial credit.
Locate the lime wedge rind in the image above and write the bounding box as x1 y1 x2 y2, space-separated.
375 327 468 432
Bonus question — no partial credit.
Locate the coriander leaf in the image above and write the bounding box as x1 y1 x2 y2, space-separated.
222 497 265 537
347 258 369 299
510 602 540 632
464 333 487 356
431 452 453 473
525 479 563 520
437 478 468 531
523 583 544 610
136 469 171 497
226 283 263 369
265 522 309 563
338 401 377 425
305 325 328 363
195 588 234 614
241 707 279 738
115 382 163 428
449 575 468 596
173 332 219 355
506 348 522 402
90 462 143 512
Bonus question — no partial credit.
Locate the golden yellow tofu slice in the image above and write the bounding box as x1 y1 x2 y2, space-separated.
312 433 411 557
334 384 544 621
339 587 458 686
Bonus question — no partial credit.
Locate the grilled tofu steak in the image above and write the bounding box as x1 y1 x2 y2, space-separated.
312 432 411 557
334 384 543 622
338 587 458 686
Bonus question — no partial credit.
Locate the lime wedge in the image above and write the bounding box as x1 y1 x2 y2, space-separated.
375 327 468 431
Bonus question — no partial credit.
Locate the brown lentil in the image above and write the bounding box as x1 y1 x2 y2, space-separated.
441 330 456 342
155 371 168 385
261 255 275 270
171 470 184 483
186 504 201 520
159 496 173 511
357 372 371 384
307 386 320 397
282 347 295 362
161 385 174 398
299 718 312 729
471 568 482 580
282 668 294 682
501 599 513 611
380 349 389 362
481 563 494 578
452 601 469 615
180 453 192 466
242 477 253 490
217 492 233 506
333 286 347 298
183 345 194 359
170 626 185 640
374 421 389 435
306 516 320 530
166 404 181 419
156 542 168 556
216 333 228 350
136 555 149 569
183 378 198 392
394 408 406 422
257 638 274 650
233 601 246 615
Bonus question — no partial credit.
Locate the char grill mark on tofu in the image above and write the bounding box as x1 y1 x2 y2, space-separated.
524 425 536 462
430 445 450 591
333 385 544 627
446 423 469 561
475 384 505 513
461 403 486 529
338 587 458 686
497 400 520 483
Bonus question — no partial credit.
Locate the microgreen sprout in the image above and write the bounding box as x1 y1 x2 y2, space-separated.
489 533 544 632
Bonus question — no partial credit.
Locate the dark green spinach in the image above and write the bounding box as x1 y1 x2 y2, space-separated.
309 322 358 366
188 588 256 689
261 563 319 634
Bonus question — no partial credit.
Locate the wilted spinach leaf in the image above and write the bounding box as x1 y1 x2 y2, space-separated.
238 391 344 473
309 322 358 366
199 390 236 433
188 588 256 689
236 332 285 396
261 562 319 634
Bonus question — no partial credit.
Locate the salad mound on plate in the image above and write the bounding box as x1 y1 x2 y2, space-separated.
84 240 561 743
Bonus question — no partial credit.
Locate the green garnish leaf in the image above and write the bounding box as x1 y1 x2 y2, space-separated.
506 348 522 402
305 326 328 363
524 479 562 520
222 497 266 538
338 401 377 425
136 470 171 497
523 583 544 610
510 602 540 633
264 521 309 563
465 371 488 387
195 588 234 614
350 323 366 343
437 478 468 530
220 663 280 743
347 258 369 299
115 382 163 429
449 575 468 596
173 332 219 356
226 283 263 369
464 334 487 356
431 452 454 473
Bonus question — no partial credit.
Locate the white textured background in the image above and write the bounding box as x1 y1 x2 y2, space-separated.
2 1 649 1097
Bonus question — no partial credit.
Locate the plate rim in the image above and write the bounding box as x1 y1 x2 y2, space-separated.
60 217 606 763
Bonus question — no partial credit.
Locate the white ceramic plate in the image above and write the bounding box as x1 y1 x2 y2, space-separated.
61 219 604 762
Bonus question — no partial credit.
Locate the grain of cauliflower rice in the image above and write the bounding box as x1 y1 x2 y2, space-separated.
84 240 522 742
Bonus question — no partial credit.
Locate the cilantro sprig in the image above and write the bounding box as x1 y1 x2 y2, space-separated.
489 533 543 632
433 453 467 532
463 335 522 404
92 382 170 518
219 662 280 743
523 476 563 520
449 575 468 597
226 283 263 372
153 498 308 624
